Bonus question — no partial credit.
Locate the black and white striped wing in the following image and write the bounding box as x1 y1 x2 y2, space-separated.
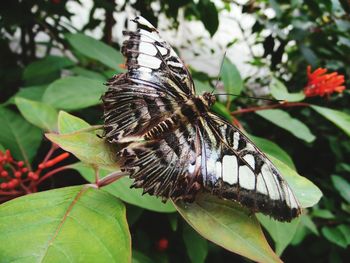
119 123 202 200
198 113 301 221
102 16 195 143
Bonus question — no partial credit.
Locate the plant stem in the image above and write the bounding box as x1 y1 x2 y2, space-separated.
35 165 71 186
231 102 310 115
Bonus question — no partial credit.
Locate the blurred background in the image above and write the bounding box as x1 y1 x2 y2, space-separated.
1 0 350 262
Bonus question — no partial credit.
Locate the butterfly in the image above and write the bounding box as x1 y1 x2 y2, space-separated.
102 16 302 221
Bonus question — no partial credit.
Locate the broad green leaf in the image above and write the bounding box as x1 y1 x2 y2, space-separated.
0 185 131 262
71 162 176 213
174 194 281 263
5 85 47 105
311 105 350 137
257 215 300 255
322 225 350 248
256 109 316 143
331 175 350 203
182 223 208 263
66 33 124 70
15 97 58 132
250 135 295 169
57 111 90 134
46 131 117 170
23 55 75 84
269 156 322 208
70 66 106 80
311 209 336 219
0 107 42 164
43 76 106 110
197 0 219 36
0 144 5 152
222 58 243 100
270 77 305 102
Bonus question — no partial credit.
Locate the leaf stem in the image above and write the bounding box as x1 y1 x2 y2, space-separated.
231 102 310 115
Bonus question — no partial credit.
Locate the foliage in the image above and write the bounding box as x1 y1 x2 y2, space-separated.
0 0 349 262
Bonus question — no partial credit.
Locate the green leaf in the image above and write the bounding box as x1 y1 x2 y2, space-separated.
5 85 47 105
174 194 281 263
197 0 219 36
331 175 350 203
66 33 124 70
269 155 322 208
46 131 117 170
322 225 350 248
311 209 336 219
0 185 131 262
43 76 106 110
0 107 42 164
23 55 75 84
311 105 350 137
257 215 300 255
182 223 208 263
71 162 176 213
57 111 90 134
194 80 212 95
256 109 316 143
270 77 305 102
70 66 107 80
250 135 295 169
15 97 58 132
222 58 243 100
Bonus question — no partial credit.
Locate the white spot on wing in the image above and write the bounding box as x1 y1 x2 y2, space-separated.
216 161 222 179
134 16 156 30
233 132 239 150
139 42 158 56
261 164 280 200
222 155 238 185
256 175 268 195
157 45 168 56
239 166 256 190
243 154 255 169
137 54 161 69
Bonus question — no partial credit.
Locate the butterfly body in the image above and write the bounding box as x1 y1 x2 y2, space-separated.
102 16 302 221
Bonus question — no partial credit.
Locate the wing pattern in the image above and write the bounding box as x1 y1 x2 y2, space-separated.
198 113 301 221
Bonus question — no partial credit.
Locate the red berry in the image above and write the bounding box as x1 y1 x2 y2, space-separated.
14 171 22 178
22 168 28 173
28 172 35 178
11 179 19 187
38 163 45 169
156 238 169 252
17 161 24 167
0 182 7 189
1 171 8 177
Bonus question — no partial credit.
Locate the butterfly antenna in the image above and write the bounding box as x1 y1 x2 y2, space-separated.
211 51 227 94
215 93 285 103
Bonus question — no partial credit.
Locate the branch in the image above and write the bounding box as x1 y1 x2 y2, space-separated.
231 102 310 115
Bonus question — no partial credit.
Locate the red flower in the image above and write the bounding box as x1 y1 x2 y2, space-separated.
155 237 169 252
304 66 346 97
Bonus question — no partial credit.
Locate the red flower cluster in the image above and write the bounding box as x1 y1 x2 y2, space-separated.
304 66 346 97
0 149 69 200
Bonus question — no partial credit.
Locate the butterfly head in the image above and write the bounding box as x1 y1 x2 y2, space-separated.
202 92 216 107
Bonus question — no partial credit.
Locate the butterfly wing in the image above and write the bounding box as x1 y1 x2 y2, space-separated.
197 112 301 221
119 122 203 201
102 16 195 143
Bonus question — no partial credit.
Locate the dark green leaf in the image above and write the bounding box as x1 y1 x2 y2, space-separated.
194 80 212 95
311 105 350 137
174 194 281 263
322 225 350 248
256 109 316 143
270 77 305 102
331 175 350 203
23 55 75 84
197 0 219 36
222 58 243 100
212 102 233 122
0 185 131 262
5 85 47 105
132 250 153 263
0 107 42 164
257 215 300 255
70 66 107 80
312 209 336 219
15 98 58 132
66 33 124 70
71 162 176 213
43 76 106 110
250 135 295 169
182 223 208 263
